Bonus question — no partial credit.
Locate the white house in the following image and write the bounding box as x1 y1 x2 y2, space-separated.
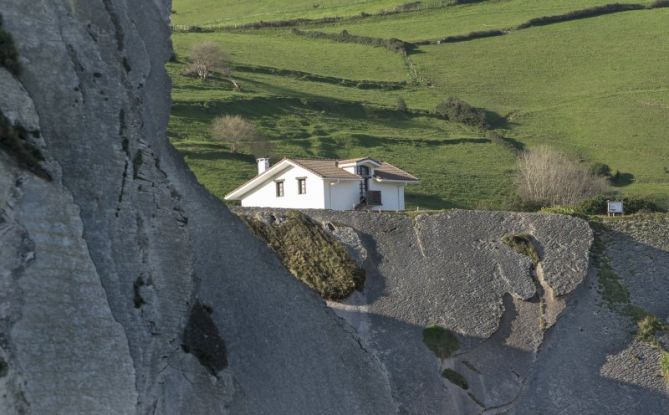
224 157 418 211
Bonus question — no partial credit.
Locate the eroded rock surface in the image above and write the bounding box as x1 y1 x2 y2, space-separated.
514 216 669 414
0 2 396 414
237 209 594 413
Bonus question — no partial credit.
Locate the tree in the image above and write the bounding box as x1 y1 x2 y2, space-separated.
186 41 239 89
515 145 608 206
209 115 271 156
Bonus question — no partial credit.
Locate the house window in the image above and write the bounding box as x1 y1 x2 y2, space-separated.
276 181 284 197
358 165 370 177
297 178 307 194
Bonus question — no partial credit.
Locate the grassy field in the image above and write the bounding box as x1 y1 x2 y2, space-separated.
171 0 429 26
312 0 653 41
412 10 669 199
171 31 408 82
168 0 669 209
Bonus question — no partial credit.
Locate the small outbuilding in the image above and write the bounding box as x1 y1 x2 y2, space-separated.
224 157 418 211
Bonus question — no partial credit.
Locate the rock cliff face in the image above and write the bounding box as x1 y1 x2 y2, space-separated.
238 209 595 414
0 2 397 414
0 1 667 414
237 209 669 414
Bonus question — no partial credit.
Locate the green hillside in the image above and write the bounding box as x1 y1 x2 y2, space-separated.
168 0 669 209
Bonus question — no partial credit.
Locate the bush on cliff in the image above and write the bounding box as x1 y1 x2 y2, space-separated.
422 326 459 360
240 210 365 300
576 194 665 215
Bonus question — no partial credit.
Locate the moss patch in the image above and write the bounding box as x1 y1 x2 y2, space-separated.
422 325 459 360
636 315 668 343
501 233 540 265
590 222 669 377
182 302 227 376
240 210 365 300
442 368 468 390
598 266 631 305
0 112 50 180
589 226 632 309
0 15 20 75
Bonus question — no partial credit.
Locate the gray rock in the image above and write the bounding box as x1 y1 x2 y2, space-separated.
236 208 594 413
0 1 396 414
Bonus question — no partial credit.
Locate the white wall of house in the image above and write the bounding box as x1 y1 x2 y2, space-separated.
240 166 326 209
236 161 410 211
369 181 405 211
325 180 361 210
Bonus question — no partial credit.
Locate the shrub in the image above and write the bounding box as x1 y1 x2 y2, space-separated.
636 315 666 343
515 146 609 207
210 115 268 154
649 0 669 8
432 30 505 44
186 41 230 81
240 211 365 300
501 233 540 265
435 97 489 129
422 326 459 360
590 162 612 178
516 4 645 29
539 206 578 216
442 368 469 389
291 28 414 54
0 15 20 75
575 195 665 215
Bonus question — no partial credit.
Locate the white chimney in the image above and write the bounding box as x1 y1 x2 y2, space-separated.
257 158 270 174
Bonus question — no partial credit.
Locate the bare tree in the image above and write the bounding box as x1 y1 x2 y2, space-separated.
516 145 608 206
210 115 271 155
186 41 239 89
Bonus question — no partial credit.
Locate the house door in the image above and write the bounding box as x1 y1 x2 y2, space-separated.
359 180 369 202
358 165 370 201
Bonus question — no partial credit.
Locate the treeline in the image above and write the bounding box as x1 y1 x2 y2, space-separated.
291 28 415 55
516 2 665 29
233 63 408 90
420 2 669 45
415 29 505 45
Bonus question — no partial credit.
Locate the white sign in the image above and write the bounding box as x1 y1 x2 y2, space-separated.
607 201 624 214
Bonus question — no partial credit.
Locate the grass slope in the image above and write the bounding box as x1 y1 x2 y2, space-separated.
312 0 652 41
171 0 417 26
172 31 408 82
413 9 669 200
168 0 669 209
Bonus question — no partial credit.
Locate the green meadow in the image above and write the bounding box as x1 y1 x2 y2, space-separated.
171 0 421 26
311 0 654 41
168 0 669 209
